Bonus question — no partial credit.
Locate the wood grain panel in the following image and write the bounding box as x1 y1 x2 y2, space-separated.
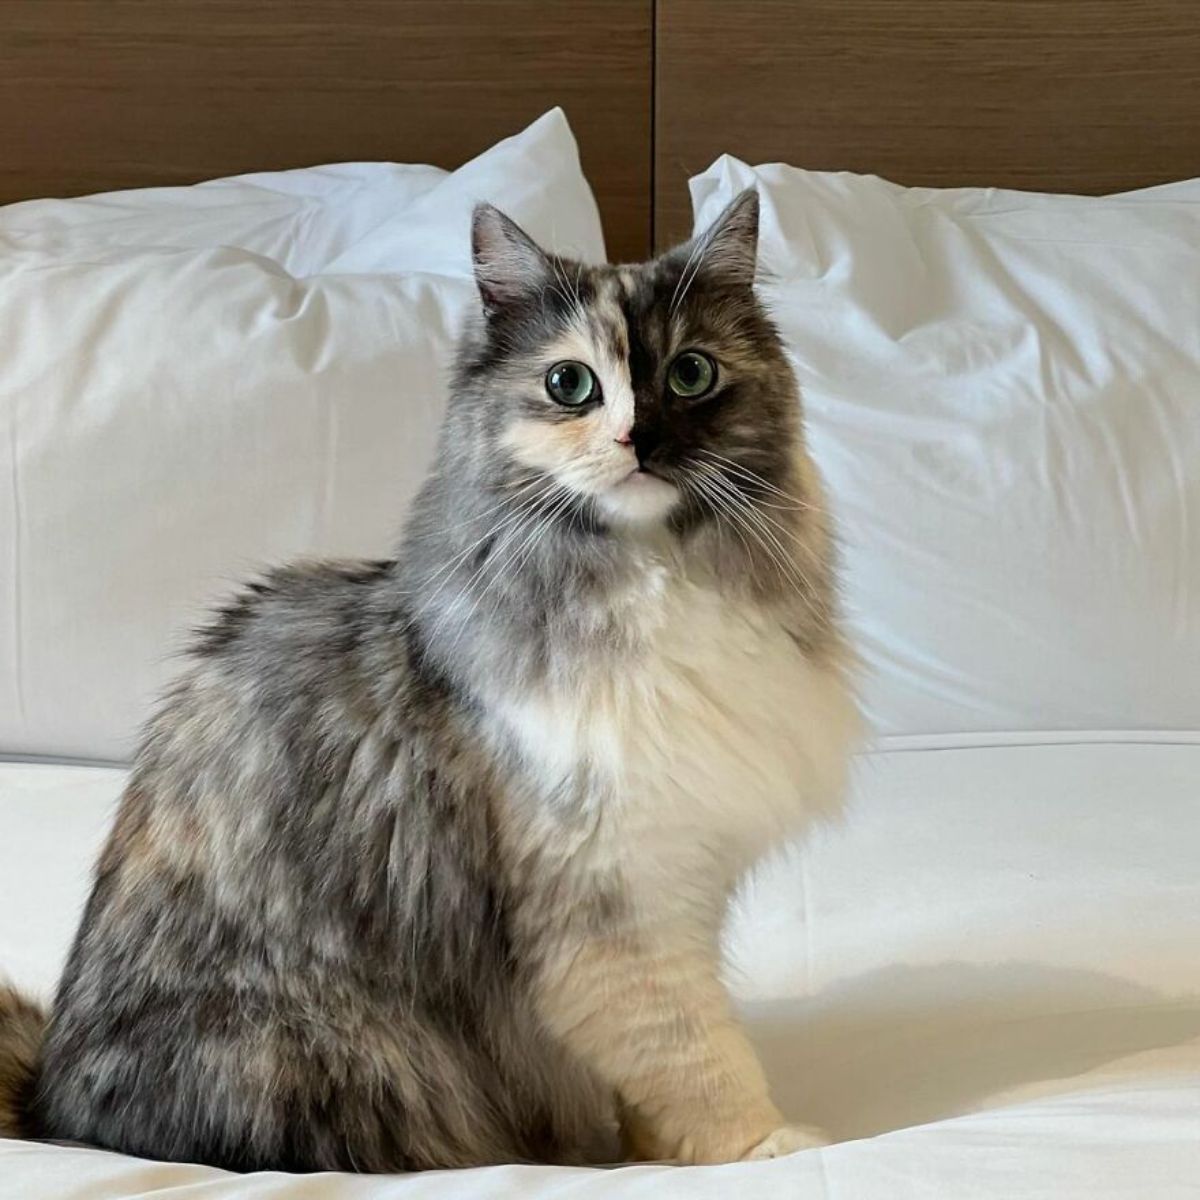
0 0 652 260
656 0 1200 247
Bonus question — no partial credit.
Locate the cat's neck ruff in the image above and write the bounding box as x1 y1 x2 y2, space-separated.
477 530 859 913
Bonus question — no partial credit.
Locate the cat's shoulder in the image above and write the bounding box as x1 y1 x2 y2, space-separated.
189 558 397 660
142 555 442 783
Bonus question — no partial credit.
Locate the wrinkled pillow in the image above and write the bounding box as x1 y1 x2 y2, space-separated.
693 159 1200 740
0 109 605 761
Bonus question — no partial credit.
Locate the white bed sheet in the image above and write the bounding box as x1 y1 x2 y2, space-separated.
2 742 1197 1198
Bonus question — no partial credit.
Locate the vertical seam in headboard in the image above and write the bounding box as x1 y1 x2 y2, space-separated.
649 0 659 254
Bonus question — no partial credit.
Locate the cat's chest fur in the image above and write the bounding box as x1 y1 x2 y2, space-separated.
487 552 858 910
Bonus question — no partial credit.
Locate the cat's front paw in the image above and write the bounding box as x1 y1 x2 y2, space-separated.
742 1123 831 1160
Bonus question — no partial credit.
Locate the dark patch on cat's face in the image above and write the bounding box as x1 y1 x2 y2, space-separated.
459 191 804 532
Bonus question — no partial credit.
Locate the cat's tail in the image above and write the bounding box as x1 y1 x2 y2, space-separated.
0 985 44 1139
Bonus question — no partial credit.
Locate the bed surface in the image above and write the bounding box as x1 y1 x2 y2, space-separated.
3 741 1197 1197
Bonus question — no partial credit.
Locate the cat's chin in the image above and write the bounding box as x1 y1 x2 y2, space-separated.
595 470 680 526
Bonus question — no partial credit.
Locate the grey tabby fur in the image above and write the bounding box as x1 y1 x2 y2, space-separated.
0 190 850 1171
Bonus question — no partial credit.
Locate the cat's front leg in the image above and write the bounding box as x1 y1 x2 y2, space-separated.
535 931 826 1165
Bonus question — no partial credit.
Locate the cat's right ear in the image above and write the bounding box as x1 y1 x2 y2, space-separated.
471 204 551 316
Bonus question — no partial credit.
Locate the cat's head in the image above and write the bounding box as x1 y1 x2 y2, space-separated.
455 189 802 532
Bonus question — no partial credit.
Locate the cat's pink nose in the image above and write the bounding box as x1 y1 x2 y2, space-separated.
615 430 634 447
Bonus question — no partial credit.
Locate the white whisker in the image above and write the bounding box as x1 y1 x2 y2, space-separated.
697 465 805 555
550 257 581 314
687 461 820 610
408 481 557 600
670 237 711 316
410 476 548 542
446 486 577 654
419 483 559 633
684 472 754 564
425 508 534 644
696 449 812 510
696 477 793 587
668 234 707 315
702 467 810 552
486 488 578 612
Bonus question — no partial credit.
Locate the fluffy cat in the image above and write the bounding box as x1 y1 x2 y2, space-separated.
0 190 857 1170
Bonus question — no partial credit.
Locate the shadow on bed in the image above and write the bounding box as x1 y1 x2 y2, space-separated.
742 961 1200 1141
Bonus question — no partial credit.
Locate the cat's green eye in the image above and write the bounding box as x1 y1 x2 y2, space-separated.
546 361 599 407
667 351 716 399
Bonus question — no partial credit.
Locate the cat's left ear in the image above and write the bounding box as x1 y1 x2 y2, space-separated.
684 188 760 288
471 204 552 315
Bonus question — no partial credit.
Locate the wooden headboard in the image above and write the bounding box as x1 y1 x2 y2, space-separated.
3 1 1199 260
654 0 1200 246
0 0 653 261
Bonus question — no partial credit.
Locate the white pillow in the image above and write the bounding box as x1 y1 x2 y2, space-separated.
0 109 605 762
693 160 1200 740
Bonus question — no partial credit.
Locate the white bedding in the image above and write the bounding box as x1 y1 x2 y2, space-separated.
3 742 1197 1197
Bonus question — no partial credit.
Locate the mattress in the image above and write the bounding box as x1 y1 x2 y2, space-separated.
2 741 1198 1198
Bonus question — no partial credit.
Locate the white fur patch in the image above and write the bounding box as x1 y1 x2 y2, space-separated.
744 1123 831 1159
491 548 858 924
